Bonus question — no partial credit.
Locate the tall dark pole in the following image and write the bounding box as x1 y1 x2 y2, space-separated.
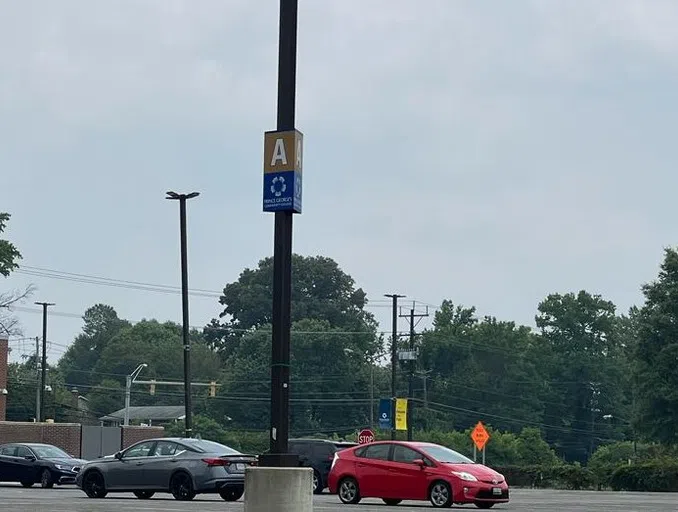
399 304 428 441
260 0 299 468
35 301 54 422
385 294 404 440
166 190 199 438
407 308 415 441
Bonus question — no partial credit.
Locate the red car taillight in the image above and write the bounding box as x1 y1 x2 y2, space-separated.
202 458 231 467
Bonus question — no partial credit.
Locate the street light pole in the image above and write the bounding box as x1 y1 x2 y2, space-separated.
123 363 147 426
166 190 199 438
258 0 300 470
34 302 54 422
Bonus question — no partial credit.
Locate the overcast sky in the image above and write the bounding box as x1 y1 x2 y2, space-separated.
2 0 677 363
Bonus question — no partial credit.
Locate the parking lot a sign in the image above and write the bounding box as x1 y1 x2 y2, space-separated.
262 129 303 213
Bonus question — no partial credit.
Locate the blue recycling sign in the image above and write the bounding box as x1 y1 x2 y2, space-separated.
262 170 302 213
262 129 303 214
378 398 393 430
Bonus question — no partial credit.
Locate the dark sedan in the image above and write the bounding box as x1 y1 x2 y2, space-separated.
75 437 257 501
0 443 86 488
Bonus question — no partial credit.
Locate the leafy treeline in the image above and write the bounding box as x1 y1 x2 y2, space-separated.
4 234 678 467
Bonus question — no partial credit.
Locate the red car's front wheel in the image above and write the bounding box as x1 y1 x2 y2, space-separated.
429 480 453 508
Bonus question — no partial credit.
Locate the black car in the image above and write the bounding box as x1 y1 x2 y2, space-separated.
0 443 87 488
288 438 357 494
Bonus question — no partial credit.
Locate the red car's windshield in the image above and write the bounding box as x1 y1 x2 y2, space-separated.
417 445 474 464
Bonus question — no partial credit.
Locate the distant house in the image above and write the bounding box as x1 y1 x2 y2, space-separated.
100 406 186 427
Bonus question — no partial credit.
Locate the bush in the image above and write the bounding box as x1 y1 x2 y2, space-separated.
588 441 673 489
610 460 678 492
493 463 594 490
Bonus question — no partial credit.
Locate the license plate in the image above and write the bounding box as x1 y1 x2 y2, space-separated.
492 487 502 495
234 463 245 471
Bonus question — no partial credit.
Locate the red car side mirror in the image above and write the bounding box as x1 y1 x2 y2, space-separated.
413 458 426 468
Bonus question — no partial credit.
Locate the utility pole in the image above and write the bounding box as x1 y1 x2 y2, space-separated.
385 293 405 440
369 358 374 428
258 0 302 469
589 382 600 459
417 370 432 409
34 336 40 421
35 302 54 422
166 190 199 438
400 303 429 441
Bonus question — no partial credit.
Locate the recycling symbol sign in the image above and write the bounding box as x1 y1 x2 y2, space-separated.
271 176 287 197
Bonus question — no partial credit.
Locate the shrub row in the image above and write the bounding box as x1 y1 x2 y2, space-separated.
609 461 678 492
495 460 678 492
493 463 595 490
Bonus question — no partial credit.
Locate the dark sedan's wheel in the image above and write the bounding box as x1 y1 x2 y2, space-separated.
475 502 495 509
429 480 453 508
82 471 108 499
20 481 34 488
312 470 323 494
134 491 155 499
170 472 196 501
219 488 244 501
40 469 54 489
338 477 361 505
383 498 402 505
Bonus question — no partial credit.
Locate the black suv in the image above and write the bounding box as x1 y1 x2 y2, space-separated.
289 438 357 494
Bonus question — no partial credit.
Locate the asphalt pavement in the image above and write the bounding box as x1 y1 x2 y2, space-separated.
1 485 677 511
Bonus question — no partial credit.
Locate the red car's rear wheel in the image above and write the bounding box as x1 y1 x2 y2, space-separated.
338 477 361 504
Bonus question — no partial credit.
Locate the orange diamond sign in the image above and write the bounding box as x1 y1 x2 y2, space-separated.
471 421 490 451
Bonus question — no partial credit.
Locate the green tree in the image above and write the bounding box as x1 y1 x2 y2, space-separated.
633 248 678 445
5 361 38 421
205 255 378 357
86 378 125 418
91 319 221 408
209 318 375 433
536 290 627 462
0 212 32 336
0 213 21 277
418 301 548 433
58 304 131 388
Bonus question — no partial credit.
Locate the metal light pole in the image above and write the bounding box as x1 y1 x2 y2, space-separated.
35 302 54 422
166 190 199 438
123 363 147 426
258 0 300 470
35 336 40 421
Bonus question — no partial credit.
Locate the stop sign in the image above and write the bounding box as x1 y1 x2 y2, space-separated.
358 428 375 444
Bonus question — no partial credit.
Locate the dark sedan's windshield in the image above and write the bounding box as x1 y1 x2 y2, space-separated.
183 439 240 455
417 445 474 464
30 445 70 459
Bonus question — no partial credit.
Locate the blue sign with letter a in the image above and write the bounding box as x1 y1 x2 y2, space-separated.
378 398 393 430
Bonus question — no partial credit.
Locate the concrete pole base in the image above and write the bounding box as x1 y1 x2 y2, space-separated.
244 467 313 512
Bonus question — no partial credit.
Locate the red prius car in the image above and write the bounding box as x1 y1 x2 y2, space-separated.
327 441 509 508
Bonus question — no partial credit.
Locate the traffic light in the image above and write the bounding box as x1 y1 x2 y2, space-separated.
150 379 156 395
209 381 217 397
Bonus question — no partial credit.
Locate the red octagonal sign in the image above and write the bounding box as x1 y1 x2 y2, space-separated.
358 428 375 445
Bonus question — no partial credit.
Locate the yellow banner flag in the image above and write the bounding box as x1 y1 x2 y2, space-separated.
395 398 408 431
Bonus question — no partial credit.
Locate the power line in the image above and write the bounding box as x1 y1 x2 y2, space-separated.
10 305 413 337
15 264 425 310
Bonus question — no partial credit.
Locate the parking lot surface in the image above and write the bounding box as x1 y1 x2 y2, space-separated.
1 485 677 511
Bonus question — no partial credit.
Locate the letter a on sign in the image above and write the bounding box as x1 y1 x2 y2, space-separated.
263 129 303 173
270 138 288 166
